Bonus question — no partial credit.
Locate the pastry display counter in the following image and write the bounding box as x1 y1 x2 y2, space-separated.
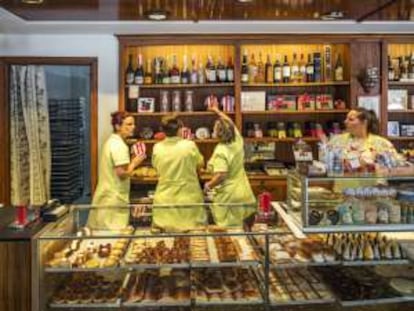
33 203 414 311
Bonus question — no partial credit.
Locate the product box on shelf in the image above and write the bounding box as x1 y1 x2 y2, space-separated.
315 94 333 110
297 94 316 111
241 91 266 111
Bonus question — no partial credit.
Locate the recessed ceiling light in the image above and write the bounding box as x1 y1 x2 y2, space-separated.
145 9 168 21
21 0 43 3
236 0 254 3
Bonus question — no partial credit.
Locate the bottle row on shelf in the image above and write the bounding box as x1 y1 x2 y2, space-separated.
241 50 344 84
125 50 345 86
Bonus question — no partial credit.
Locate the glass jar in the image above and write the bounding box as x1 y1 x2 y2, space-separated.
254 123 263 138
184 90 194 112
160 90 170 112
397 188 414 224
172 90 181 112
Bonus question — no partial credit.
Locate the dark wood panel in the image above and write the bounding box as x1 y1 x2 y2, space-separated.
0 241 32 311
0 60 10 205
2 0 411 21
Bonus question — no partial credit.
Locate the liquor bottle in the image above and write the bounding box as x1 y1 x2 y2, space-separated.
306 54 314 82
388 56 395 81
409 52 414 80
273 55 282 83
154 57 162 84
198 62 205 84
181 54 190 84
282 55 291 83
216 57 227 83
206 55 217 83
190 56 198 84
134 54 144 85
299 53 307 82
256 52 265 83
144 59 153 84
226 56 234 82
313 52 322 82
162 57 171 84
249 53 258 83
400 56 408 80
334 54 344 81
241 50 249 83
291 53 299 83
170 55 181 84
265 54 273 83
125 54 135 85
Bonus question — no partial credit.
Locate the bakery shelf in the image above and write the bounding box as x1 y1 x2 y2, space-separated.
242 81 350 87
339 296 414 307
126 82 235 89
195 299 263 306
44 267 129 273
123 263 190 270
49 300 121 309
242 109 349 115
274 202 414 234
388 109 414 114
191 261 260 268
269 298 336 306
123 301 191 308
271 261 341 269
341 259 411 266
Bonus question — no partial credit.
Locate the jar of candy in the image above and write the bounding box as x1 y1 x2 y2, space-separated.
160 90 170 112
184 90 194 112
172 90 181 112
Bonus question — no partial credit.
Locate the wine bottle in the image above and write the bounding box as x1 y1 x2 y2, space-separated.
291 53 299 83
181 54 190 84
282 55 290 83
265 54 273 83
273 55 282 83
249 53 258 83
334 54 344 81
241 50 249 83
226 56 234 82
134 54 144 85
190 55 198 84
170 55 181 84
217 57 227 83
306 54 314 82
144 59 153 84
299 53 307 83
125 54 135 85
256 52 265 83
388 56 395 81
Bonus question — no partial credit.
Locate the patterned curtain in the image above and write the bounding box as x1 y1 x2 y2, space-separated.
10 65 51 205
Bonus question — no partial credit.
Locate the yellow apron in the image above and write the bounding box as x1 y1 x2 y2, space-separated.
152 137 206 231
88 134 130 230
207 131 257 227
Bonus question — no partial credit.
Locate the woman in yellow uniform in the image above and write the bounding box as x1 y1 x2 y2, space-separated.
204 107 256 227
328 107 398 191
328 107 398 169
151 115 206 230
88 111 146 230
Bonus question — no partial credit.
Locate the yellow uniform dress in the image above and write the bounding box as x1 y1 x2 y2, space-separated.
328 133 398 191
207 129 256 227
152 137 205 230
88 134 130 230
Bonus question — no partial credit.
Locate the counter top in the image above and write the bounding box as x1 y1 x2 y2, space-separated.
0 208 47 242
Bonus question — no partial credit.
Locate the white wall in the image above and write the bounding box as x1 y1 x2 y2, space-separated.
0 34 119 152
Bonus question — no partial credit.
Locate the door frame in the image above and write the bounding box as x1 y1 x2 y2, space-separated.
0 57 98 205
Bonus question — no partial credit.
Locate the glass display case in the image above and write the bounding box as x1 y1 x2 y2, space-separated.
287 171 414 233
34 202 414 311
33 204 268 311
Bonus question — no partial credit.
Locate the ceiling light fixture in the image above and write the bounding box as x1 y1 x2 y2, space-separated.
236 0 254 3
145 9 168 21
320 11 345 20
21 0 44 4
